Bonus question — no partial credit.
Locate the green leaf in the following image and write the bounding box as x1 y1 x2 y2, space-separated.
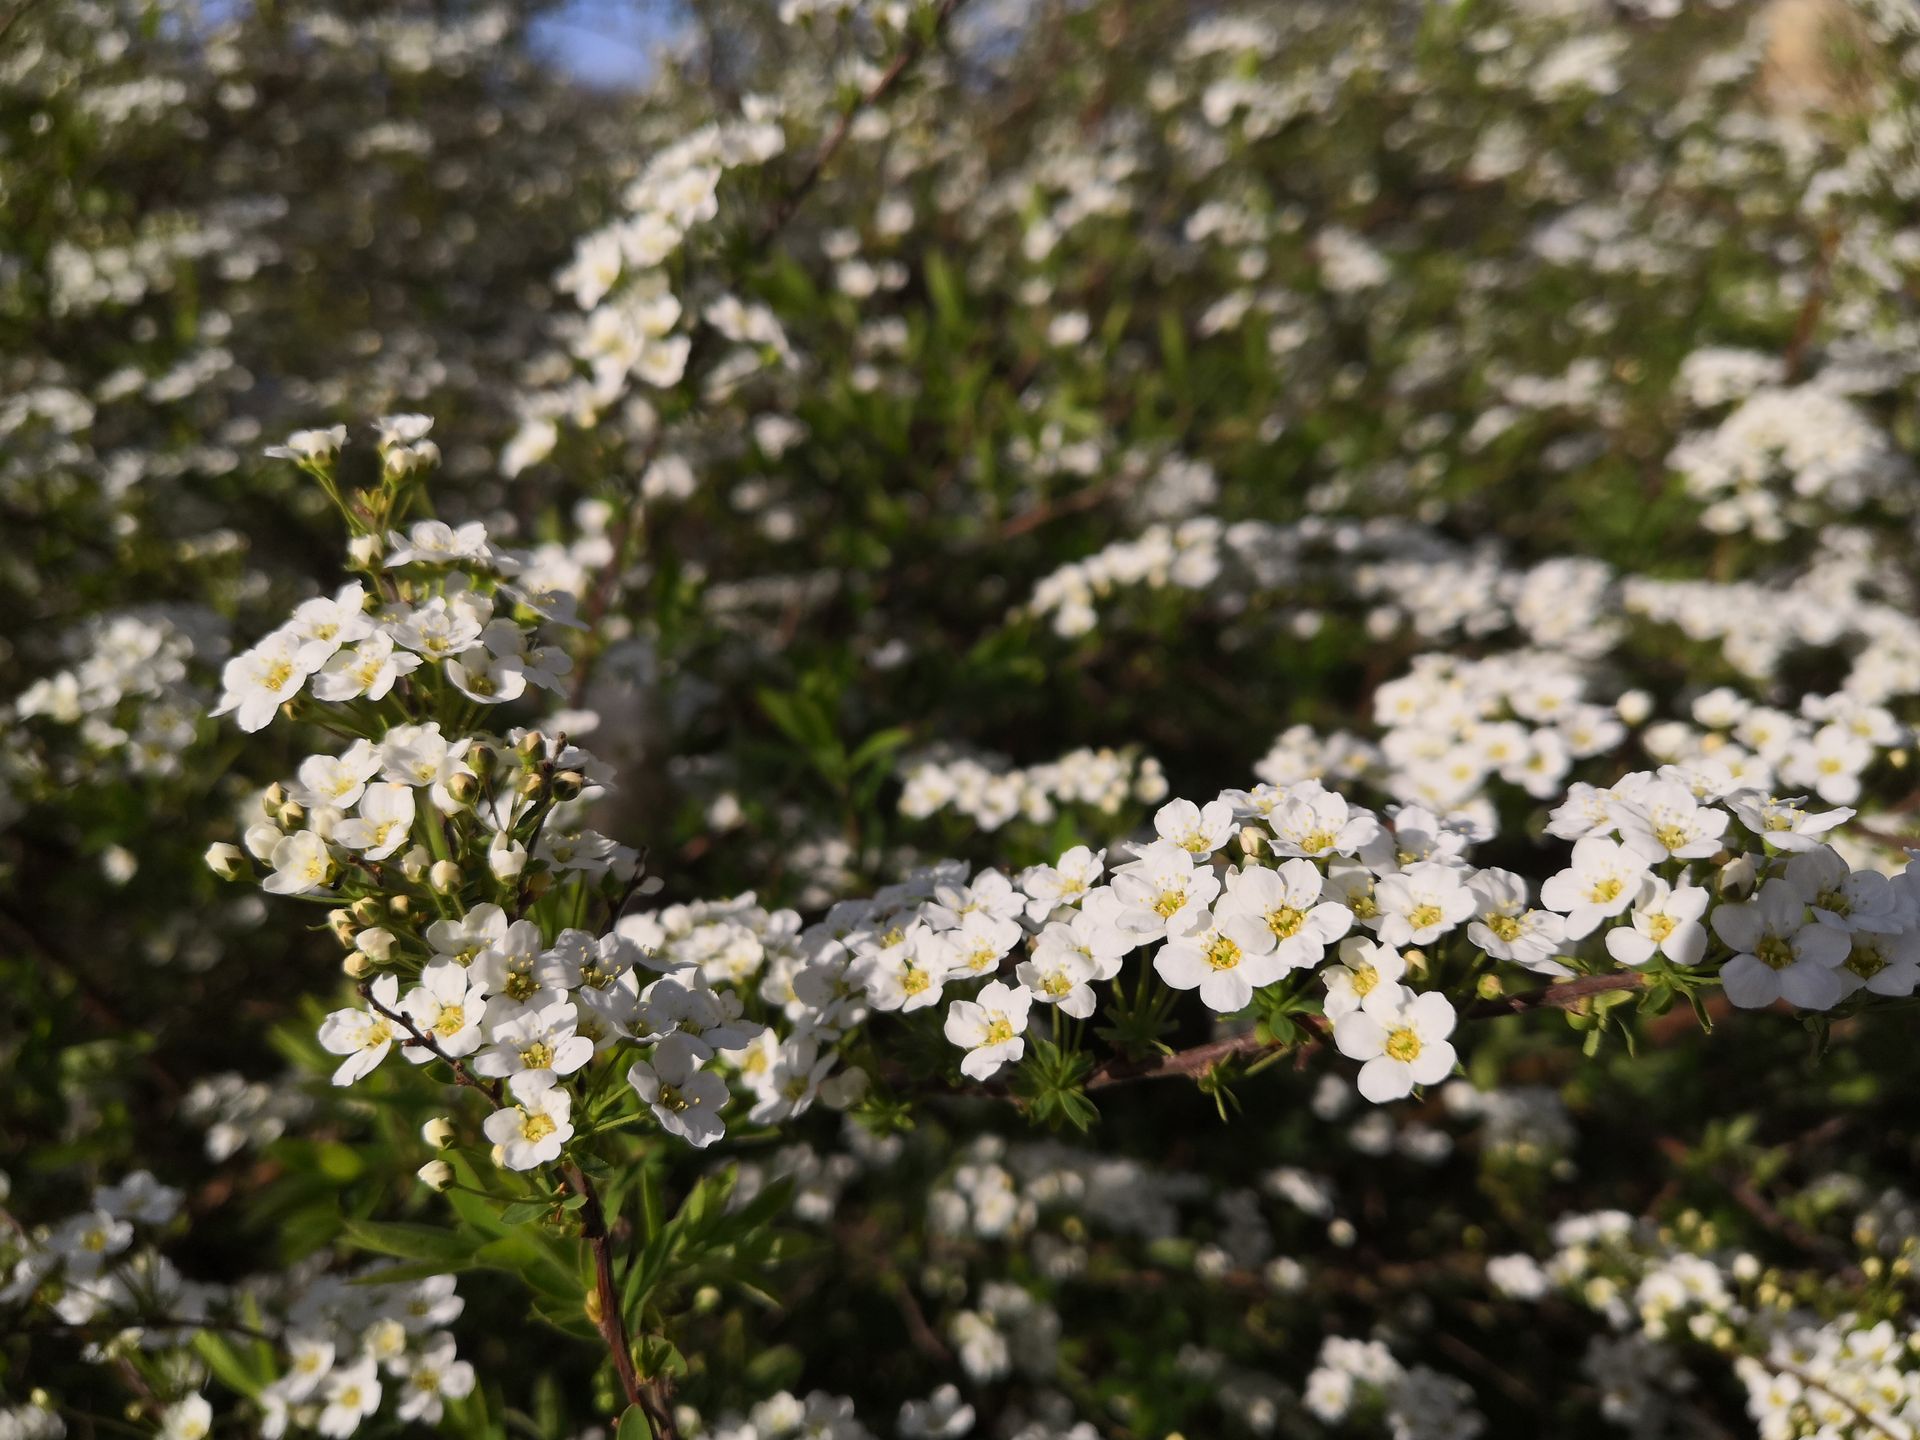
617 1405 654 1440
340 1219 472 1269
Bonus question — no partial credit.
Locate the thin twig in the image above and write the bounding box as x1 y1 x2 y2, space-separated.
359 982 503 1107
567 1164 679 1437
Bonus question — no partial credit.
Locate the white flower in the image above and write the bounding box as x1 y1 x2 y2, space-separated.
1604 878 1709 967
286 584 375 665
627 1034 729 1147
473 996 594 1079
399 962 485 1060
318 974 399 1086
1333 988 1458 1102
311 633 422 703
391 1332 475 1424
446 645 528 704
317 1355 382 1439
158 1394 213 1440
1015 942 1098 1018
1216 859 1353 971
1837 930 1920 999
858 923 954 1012
265 425 347 463
1540 837 1651 939
1615 779 1728 861
1153 797 1235 857
1782 845 1909 933
1152 905 1282 1013
333 782 417 861
263 829 335 896
1374 860 1475 947
1467 868 1569 974
899 1384 976 1439
943 980 1033 1080
1018 844 1106 919
483 1071 576 1169
1322 937 1407 1021
294 740 382 810
1710 879 1849 1010
1728 793 1854 852
213 629 316 732
1109 840 1222 940
1266 781 1380 858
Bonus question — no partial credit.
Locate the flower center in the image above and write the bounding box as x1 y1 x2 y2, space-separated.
1205 935 1242 970
1817 888 1850 915
1385 1027 1422 1063
1486 914 1522 941
521 1113 556 1142
1653 823 1688 852
1646 914 1676 942
1755 934 1795 970
1351 963 1378 997
655 1083 689 1113
432 1005 465 1037
1588 877 1623 903
984 1017 1017 1045
1846 943 1887 979
262 660 294 692
1152 888 1187 919
1267 905 1305 939
1408 902 1445 931
1298 828 1336 853
520 1041 554 1069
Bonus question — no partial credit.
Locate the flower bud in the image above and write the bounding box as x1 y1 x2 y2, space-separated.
1475 973 1505 1000
1615 689 1653 727
342 951 374 978
262 783 287 813
430 859 463 894
387 895 411 918
348 534 383 569
421 1116 455 1149
819 1067 869 1110
350 898 385 927
416 1160 455 1192
204 842 246 880
489 837 528 880
517 772 547 801
276 800 306 829
328 909 357 946
515 731 546 760
399 844 431 881
1236 824 1265 857
1718 853 1758 900
355 927 396 963
551 770 585 802
469 744 495 782
243 822 284 861
446 772 480 808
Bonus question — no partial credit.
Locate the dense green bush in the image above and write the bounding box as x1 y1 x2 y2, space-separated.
7 1 1920 1437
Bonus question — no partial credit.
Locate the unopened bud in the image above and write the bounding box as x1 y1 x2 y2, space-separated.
421 1116 455 1149
517 772 547 801
350 898 385 927
342 951 374 978
551 770 584 802
820 1067 870 1110
355 927 396 963
469 745 495 782
416 1160 454 1192
243 822 284 861
516 731 545 760
263 783 287 812
204 842 246 880
328 909 357 946
1236 824 1265 857
1718 853 1758 900
387 895 412 919
399 844 430 881
1615 689 1653 727
276 800 305 829
446 772 479 807
488 838 528 881
348 533 383 569
1475 973 1505 1000
430 859 463 894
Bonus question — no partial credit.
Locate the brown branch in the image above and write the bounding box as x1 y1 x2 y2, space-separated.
1058 972 1650 1096
568 1164 678 1438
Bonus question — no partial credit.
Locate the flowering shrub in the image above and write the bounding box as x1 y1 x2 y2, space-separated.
8 0 1920 1437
